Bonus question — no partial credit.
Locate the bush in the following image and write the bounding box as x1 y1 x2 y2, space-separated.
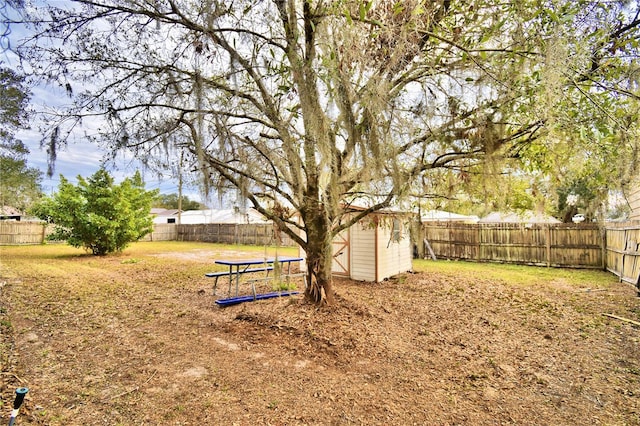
31 169 159 255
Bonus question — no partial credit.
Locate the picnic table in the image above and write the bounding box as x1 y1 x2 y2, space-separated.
206 256 304 297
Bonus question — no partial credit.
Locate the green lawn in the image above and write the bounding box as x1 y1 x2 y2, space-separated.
413 258 620 289
0 241 620 288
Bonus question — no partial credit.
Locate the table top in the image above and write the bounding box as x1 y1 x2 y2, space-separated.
215 256 303 266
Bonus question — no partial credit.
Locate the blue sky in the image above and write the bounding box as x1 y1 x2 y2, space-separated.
3 8 207 204
12 80 202 200
16 101 204 201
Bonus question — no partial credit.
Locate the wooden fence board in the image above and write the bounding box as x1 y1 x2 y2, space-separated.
422 222 604 268
140 224 177 242
176 223 295 247
605 223 640 287
0 222 50 245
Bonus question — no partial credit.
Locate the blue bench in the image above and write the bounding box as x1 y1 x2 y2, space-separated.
205 266 274 295
215 291 300 306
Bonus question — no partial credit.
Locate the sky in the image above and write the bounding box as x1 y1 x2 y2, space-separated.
12 84 205 202
15 115 189 198
2 4 207 205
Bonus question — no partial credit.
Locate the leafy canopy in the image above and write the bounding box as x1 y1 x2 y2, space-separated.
0 66 43 211
8 0 640 301
32 169 158 255
11 1 639 219
154 193 202 210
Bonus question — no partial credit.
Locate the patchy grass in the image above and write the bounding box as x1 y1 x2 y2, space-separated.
0 242 638 425
414 258 619 289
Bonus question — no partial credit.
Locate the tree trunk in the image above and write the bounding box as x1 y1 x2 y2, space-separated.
305 243 335 306
303 209 336 306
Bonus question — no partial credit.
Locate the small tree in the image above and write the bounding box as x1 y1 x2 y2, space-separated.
32 169 158 255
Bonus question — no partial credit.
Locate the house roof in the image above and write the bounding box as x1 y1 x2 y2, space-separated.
0 206 22 216
479 211 561 224
421 210 479 223
151 208 180 217
179 208 269 224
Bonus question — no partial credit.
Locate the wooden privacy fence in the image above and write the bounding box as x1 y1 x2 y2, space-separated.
0 222 177 244
139 224 178 242
0 222 51 245
421 222 604 269
176 223 296 247
0 222 294 246
605 222 640 287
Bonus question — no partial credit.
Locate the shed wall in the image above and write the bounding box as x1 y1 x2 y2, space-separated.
349 222 377 281
376 223 413 281
349 217 413 282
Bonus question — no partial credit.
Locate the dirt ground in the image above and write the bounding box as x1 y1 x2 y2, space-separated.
1 244 639 425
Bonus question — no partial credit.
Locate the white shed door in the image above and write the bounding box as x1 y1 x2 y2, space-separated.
332 229 350 276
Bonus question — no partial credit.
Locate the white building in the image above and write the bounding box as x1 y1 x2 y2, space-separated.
628 180 640 221
179 208 269 224
421 210 479 223
151 208 180 224
479 210 561 224
152 208 268 224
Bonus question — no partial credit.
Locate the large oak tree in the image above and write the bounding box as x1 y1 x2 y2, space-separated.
9 0 640 304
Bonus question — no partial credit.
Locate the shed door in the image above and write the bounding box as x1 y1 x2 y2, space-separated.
332 229 350 276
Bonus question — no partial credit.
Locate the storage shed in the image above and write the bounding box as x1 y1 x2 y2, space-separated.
300 207 413 282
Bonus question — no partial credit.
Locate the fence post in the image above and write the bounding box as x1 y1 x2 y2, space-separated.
545 224 551 267
620 228 628 283
601 225 607 271
477 224 481 261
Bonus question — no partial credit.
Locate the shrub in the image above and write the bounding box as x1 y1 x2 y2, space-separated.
31 169 158 255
